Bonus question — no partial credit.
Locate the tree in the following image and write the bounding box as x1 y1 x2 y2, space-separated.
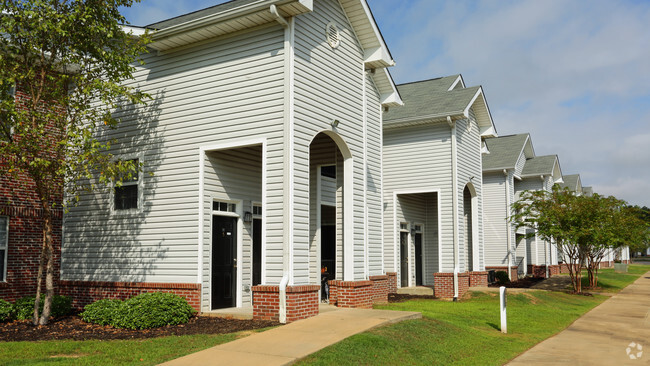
511 186 587 292
512 186 648 293
0 0 149 325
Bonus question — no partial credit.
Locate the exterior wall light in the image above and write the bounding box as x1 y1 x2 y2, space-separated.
331 119 340 128
243 211 253 223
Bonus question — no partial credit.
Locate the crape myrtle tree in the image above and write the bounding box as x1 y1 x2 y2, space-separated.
512 186 648 292
0 0 149 325
511 186 587 292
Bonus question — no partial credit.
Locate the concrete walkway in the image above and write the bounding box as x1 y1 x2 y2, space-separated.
160 306 421 366
508 271 650 365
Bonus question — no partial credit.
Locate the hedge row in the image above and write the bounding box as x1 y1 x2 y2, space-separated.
0 295 72 322
81 292 196 329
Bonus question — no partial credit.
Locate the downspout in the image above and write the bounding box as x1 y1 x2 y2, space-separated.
503 169 512 280
448 116 459 300
273 4 292 324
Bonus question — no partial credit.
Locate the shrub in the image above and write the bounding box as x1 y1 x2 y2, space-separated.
14 295 72 320
495 271 510 284
80 299 123 326
0 299 14 322
114 292 196 330
81 292 196 329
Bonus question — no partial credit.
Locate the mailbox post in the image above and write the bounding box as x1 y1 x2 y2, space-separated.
500 286 507 334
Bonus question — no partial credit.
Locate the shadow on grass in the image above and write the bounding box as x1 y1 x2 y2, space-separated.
487 322 500 331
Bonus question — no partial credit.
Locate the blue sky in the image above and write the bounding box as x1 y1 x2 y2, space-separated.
121 0 650 207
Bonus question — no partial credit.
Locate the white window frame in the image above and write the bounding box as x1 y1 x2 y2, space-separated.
0 216 8 282
110 152 145 215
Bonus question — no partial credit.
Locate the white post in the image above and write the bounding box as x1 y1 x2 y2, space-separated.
500 286 507 334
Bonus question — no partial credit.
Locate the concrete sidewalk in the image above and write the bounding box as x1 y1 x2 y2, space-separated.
508 271 650 365
160 306 421 366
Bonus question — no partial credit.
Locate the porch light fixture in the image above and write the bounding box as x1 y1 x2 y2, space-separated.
243 211 253 223
331 119 340 128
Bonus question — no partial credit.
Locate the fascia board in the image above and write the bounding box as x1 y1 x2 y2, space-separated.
364 46 394 68
358 0 394 63
150 0 311 46
447 75 465 91
376 68 403 107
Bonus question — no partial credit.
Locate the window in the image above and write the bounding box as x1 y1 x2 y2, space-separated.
321 165 336 179
114 159 139 210
252 204 262 216
400 222 409 232
212 201 236 213
0 216 7 282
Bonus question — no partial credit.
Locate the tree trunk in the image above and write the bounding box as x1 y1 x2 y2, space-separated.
39 204 54 325
32 226 47 325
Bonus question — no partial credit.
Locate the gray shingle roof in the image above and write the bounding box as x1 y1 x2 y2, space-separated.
521 155 558 177
384 77 479 123
482 134 529 171
558 174 580 191
148 0 256 29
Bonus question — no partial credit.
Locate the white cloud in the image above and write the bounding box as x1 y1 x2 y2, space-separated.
370 0 650 206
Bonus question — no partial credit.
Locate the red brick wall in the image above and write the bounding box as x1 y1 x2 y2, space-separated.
599 261 612 268
369 275 389 304
59 281 201 312
328 280 340 305
386 272 397 294
433 272 470 299
0 85 64 302
549 265 560 277
251 285 319 323
336 280 373 309
469 271 488 287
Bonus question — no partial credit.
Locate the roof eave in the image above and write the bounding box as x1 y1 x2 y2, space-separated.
148 0 313 52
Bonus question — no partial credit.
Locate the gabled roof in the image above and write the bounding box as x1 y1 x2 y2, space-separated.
482 134 533 171
521 155 561 179
558 174 582 192
144 0 401 106
383 76 495 136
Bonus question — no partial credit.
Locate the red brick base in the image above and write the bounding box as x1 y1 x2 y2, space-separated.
469 271 488 287
386 272 397 294
599 261 612 268
59 280 201 312
251 285 319 323
433 272 470 299
328 280 374 308
369 275 389 304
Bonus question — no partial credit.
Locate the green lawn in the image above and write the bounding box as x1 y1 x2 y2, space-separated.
582 264 648 292
0 330 266 366
298 265 649 366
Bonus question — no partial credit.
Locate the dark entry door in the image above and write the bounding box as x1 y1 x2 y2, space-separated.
212 215 237 310
415 232 423 286
400 231 409 287
252 218 262 286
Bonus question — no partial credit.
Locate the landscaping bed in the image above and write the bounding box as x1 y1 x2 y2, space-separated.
388 293 437 303
0 315 278 342
488 276 545 288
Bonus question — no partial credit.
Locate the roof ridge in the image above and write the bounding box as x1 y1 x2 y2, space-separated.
396 75 460 87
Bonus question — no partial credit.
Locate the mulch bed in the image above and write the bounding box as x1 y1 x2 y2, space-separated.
488 276 545 288
0 315 279 342
388 293 438 303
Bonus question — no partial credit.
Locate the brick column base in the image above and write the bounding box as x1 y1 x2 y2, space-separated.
599 261 612 268
59 281 201 312
548 265 560 277
433 272 470 299
386 272 397 294
251 285 319 323
328 280 373 308
369 275 389 304
469 271 488 287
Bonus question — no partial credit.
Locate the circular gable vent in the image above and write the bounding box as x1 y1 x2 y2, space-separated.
326 22 341 49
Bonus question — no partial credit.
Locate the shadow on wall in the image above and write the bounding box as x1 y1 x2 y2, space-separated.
61 91 167 287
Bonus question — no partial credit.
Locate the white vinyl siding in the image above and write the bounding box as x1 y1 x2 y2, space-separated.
383 123 451 273
482 172 510 267
63 25 286 286
294 0 375 282
455 113 484 271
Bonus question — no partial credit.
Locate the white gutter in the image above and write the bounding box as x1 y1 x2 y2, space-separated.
275 5 294 324
448 116 460 300
503 169 512 280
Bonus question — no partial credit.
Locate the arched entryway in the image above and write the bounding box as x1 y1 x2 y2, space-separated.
308 131 353 300
463 183 478 272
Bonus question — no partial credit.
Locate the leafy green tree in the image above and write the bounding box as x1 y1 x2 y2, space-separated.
0 0 149 325
512 186 586 292
512 186 648 292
